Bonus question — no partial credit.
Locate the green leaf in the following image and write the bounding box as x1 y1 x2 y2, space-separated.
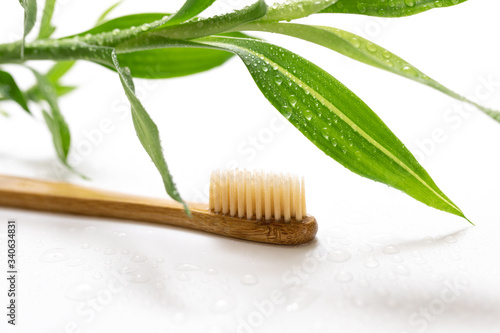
239 22 500 122
31 69 71 163
320 0 467 17
115 47 234 79
74 13 172 37
53 84 77 97
109 51 188 212
18 0 37 57
126 0 267 42
38 0 56 39
167 0 217 26
46 61 76 83
0 70 30 113
259 0 338 22
95 0 123 25
196 36 468 221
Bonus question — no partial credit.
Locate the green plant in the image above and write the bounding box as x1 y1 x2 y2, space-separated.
0 0 497 221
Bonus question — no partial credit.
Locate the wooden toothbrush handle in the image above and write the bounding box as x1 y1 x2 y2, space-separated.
0 175 317 245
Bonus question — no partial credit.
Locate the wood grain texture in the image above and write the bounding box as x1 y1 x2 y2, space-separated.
0 175 318 245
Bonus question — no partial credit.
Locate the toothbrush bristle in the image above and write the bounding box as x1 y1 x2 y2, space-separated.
209 170 307 222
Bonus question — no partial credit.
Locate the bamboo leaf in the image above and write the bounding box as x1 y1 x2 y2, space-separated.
167 0 217 26
109 51 188 212
18 0 37 57
95 0 123 25
31 69 71 164
114 47 234 79
260 0 339 22
239 22 500 122
0 70 30 113
131 0 267 41
320 0 468 17
46 61 76 82
38 0 56 39
195 36 468 220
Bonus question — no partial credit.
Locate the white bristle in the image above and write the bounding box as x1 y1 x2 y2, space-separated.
210 170 307 222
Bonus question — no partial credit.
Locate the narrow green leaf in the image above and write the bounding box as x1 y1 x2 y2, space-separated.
53 84 77 97
109 51 188 212
167 0 217 26
74 13 172 37
95 0 123 25
115 47 234 79
46 61 76 83
320 0 467 17
18 0 37 57
196 36 468 220
0 70 30 113
259 0 338 22
122 0 267 43
38 0 56 39
239 22 500 122
31 69 71 163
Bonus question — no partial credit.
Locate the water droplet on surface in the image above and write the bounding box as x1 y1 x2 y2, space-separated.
404 0 415 7
40 248 71 263
365 42 377 52
130 253 148 263
327 249 352 263
350 37 361 48
391 255 404 263
176 263 202 271
356 3 367 13
282 106 293 119
104 248 117 255
178 273 190 281
130 272 150 283
382 244 400 255
335 271 353 283
121 249 130 255
393 264 410 276
362 256 379 269
206 268 218 275
241 274 259 285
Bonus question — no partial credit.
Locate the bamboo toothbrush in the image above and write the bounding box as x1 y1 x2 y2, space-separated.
0 170 317 245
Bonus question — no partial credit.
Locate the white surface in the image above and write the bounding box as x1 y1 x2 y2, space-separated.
1 0 500 332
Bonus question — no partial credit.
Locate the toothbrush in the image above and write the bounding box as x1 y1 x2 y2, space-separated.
0 170 317 245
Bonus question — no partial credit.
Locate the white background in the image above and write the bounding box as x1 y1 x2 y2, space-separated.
1 0 500 332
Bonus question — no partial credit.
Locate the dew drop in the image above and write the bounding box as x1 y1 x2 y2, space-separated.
382 244 400 255
393 264 410 276
130 272 150 283
335 271 353 283
104 248 117 255
176 263 202 271
356 3 367 13
365 42 377 53
130 253 148 262
362 257 379 269
282 106 293 119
